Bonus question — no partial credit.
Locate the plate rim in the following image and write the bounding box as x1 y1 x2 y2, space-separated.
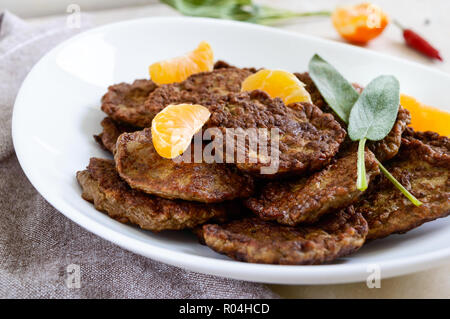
12 16 450 285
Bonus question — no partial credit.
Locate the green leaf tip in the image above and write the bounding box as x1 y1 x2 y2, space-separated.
308 54 359 124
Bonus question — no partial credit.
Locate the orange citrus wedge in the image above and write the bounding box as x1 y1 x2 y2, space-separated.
241 69 312 105
332 3 389 44
400 94 450 136
149 41 214 85
151 104 211 158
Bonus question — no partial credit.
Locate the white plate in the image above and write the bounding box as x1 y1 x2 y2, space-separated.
12 17 450 285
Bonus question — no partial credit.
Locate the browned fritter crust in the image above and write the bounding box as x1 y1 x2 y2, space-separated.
114 128 255 203
356 130 450 240
369 106 411 162
295 72 411 162
94 117 137 153
213 60 258 72
137 67 254 127
403 127 450 155
101 79 158 127
205 91 346 177
246 148 379 225
200 206 368 265
76 158 232 231
213 60 236 69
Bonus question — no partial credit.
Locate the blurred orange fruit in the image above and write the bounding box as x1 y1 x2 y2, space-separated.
151 104 211 158
332 3 389 44
400 94 450 136
241 69 312 105
149 41 214 85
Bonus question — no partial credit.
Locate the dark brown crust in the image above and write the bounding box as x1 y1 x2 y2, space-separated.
205 91 346 177
295 72 411 162
114 128 255 203
76 158 232 231
369 106 411 162
356 130 450 240
201 206 368 265
192 226 206 245
246 148 380 225
213 60 258 72
94 117 137 153
101 79 158 127
403 127 450 156
140 68 254 127
213 60 234 69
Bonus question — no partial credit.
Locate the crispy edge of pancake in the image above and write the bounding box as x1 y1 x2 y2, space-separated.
245 147 380 225
114 128 255 203
403 127 450 156
369 106 411 162
356 130 450 240
101 79 158 128
94 117 137 153
76 158 232 231
199 206 368 265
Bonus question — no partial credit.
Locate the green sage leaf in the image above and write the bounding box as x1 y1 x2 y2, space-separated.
348 75 400 141
308 54 359 123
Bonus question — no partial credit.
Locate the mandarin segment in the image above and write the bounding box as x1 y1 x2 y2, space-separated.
400 94 450 136
149 41 214 85
241 69 312 105
332 3 389 44
151 104 211 158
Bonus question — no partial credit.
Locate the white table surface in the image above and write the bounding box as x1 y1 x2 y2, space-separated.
25 0 450 298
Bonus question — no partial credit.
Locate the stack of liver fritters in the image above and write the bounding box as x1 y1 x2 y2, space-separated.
77 62 450 265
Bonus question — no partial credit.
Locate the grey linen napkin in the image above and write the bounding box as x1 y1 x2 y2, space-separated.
0 11 278 299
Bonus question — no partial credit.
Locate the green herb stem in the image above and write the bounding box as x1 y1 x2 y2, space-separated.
254 8 331 25
161 0 331 25
377 160 423 207
357 138 368 191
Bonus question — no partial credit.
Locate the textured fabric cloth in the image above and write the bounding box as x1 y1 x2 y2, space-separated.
0 11 278 299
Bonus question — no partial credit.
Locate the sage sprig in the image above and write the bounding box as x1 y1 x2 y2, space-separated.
308 54 422 206
161 0 331 25
348 75 400 191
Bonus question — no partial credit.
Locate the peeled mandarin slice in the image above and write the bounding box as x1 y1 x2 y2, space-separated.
149 41 214 85
151 104 211 158
400 94 450 136
241 69 312 105
332 3 389 44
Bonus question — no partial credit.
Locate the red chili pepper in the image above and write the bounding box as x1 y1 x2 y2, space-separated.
394 20 443 61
